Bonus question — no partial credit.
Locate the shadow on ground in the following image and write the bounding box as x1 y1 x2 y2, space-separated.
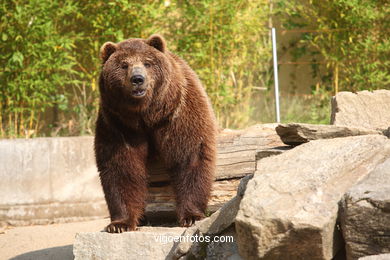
9 245 73 260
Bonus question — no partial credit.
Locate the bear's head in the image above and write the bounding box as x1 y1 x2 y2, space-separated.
99 34 173 111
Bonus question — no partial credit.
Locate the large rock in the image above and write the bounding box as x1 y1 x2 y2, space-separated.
331 90 390 130
339 158 390 260
276 123 381 145
202 226 241 260
73 227 185 260
236 135 390 260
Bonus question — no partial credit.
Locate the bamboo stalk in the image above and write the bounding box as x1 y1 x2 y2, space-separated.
209 2 215 92
0 111 3 138
14 111 18 138
217 0 222 88
34 112 41 138
20 109 25 138
334 63 339 94
29 106 35 133
8 111 12 137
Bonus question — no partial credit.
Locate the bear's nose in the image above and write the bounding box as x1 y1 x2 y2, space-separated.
130 75 145 86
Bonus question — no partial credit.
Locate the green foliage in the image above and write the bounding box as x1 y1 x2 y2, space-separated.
279 0 390 93
251 90 330 125
1 0 273 137
0 0 388 138
0 0 80 137
163 0 273 128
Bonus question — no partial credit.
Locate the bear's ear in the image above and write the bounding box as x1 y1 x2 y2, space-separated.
146 34 166 53
100 42 117 63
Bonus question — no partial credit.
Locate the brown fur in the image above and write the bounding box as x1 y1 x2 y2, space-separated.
94 34 217 233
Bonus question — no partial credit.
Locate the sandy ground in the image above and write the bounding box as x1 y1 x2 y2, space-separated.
0 218 110 260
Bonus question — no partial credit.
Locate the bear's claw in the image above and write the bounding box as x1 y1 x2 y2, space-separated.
179 215 204 227
104 220 135 233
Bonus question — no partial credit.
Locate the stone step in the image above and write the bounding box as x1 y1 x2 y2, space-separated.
73 227 186 260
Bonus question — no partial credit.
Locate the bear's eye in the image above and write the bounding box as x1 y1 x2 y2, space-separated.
144 62 151 68
121 62 128 69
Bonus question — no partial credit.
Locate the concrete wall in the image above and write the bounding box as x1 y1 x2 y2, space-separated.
0 136 108 226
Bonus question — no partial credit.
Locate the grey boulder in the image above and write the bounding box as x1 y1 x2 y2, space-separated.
340 158 390 260
236 135 390 260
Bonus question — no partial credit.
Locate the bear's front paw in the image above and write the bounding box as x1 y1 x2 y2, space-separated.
104 219 136 233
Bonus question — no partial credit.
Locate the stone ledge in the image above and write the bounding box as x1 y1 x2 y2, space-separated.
276 123 382 145
73 227 186 260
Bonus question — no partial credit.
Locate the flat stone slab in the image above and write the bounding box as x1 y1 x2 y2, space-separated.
236 135 390 260
359 254 390 260
340 158 390 260
73 227 186 260
276 123 381 145
331 90 390 130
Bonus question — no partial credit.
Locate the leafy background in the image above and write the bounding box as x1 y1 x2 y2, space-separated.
0 0 389 138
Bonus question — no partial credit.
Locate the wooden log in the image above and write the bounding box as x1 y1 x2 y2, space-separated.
145 179 242 223
145 124 287 223
147 124 285 183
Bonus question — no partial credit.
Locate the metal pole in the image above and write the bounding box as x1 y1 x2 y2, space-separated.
271 27 280 123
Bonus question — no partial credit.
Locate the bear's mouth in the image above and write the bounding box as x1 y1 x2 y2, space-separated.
131 89 147 98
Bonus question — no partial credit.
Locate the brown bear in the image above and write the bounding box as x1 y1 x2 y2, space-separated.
94 34 217 233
